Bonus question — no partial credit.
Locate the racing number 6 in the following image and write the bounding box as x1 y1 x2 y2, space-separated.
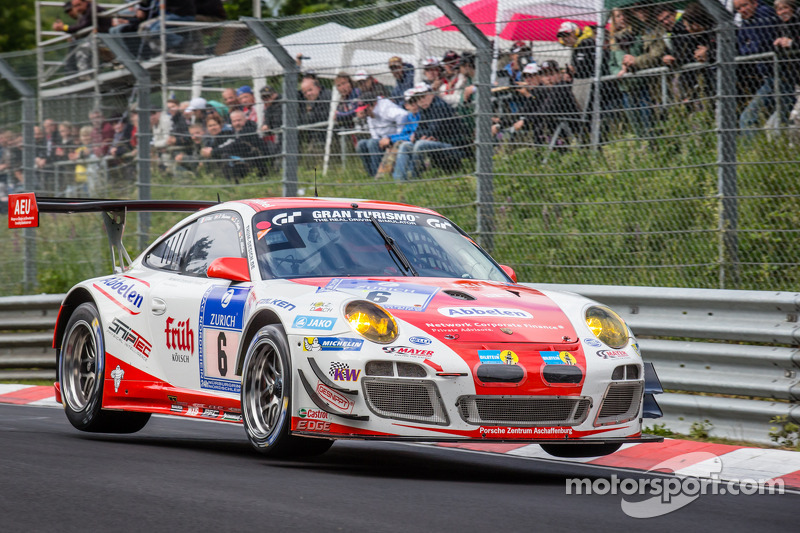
366 291 391 304
217 331 228 376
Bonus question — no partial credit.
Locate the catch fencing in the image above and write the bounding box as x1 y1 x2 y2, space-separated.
3 285 797 445
1 0 800 296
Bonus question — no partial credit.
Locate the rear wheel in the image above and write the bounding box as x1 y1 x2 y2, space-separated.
241 324 333 457
540 443 622 458
59 302 150 433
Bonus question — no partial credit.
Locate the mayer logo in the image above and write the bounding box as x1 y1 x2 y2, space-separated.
438 307 533 319
409 336 432 346
597 349 630 359
293 315 336 330
272 211 301 226
382 346 434 357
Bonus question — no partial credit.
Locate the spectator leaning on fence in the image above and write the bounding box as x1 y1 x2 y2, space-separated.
558 21 596 113
387 87 423 180
681 1 717 97
772 0 800 122
734 0 787 135
260 85 283 160
89 108 114 158
299 75 332 144
235 86 259 123
503 41 534 85
355 91 409 177
200 109 266 182
388 56 415 105
334 73 361 130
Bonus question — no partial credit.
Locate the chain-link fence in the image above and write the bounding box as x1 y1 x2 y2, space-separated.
1 0 799 295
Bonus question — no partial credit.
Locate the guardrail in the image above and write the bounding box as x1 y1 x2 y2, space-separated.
3 287 799 444
533 284 800 445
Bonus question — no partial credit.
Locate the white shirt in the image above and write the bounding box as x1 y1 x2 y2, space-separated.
367 98 409 139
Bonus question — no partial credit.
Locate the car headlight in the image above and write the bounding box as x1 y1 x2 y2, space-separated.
585 306 629 349
345 300 398 344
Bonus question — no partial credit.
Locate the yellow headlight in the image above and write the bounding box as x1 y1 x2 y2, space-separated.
345 301 398 344
585 306 628 349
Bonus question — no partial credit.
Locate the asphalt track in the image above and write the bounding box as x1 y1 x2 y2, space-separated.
0 403 794 532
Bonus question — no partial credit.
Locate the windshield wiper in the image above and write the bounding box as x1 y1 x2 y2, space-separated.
369 216 419 276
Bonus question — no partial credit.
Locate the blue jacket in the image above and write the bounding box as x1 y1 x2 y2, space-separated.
415 97 469 147
738 5 779 79
389 112 419 143
389 64 415 105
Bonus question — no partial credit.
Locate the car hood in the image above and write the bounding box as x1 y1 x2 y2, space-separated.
294 277 578 344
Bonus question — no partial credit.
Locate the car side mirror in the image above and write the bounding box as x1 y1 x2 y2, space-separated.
207 257 251 282
500 264 517 283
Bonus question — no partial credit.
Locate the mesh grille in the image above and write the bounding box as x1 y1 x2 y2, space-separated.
596 382 643 426
458 396 591 426
365 361 394 377
362 378 448 425
396 362 426 378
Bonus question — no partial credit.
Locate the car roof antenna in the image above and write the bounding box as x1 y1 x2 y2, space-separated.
216 193 221 203
314 168 318 197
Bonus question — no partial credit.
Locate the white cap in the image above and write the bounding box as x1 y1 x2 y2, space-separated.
403 87 418 102
422 56 440 68
186 97 207 111
557 21 579 35
522 63 540 75
412 82 431 94
353 69 368 82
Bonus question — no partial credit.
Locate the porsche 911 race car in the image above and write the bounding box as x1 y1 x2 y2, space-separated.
9 193 662 458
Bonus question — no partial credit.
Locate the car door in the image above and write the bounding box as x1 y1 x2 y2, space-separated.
148 210 253 397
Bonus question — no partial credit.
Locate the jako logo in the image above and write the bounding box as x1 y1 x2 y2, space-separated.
165 317 194 353
437 307 533 319
272 211 301 226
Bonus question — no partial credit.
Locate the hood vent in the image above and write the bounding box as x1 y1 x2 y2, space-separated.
444 290 476 300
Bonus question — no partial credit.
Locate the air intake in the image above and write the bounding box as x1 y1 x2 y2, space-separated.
362 378 448 425
457 396 591 426
443 290 476 300
596 382 643 426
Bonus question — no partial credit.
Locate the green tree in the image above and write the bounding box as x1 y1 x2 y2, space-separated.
0 2 37 53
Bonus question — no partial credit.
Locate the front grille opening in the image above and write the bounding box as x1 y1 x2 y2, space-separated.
365 361 394 377
458 396 591 426
612 364 641 381
396 362 426 378
596 382 643 426
362 378 448 425
443 290 476 300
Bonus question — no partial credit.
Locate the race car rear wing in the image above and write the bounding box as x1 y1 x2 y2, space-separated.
7 193 217 273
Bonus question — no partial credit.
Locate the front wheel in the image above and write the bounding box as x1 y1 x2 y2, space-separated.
241 324 333 457
540 443 622 458
59 302 150 433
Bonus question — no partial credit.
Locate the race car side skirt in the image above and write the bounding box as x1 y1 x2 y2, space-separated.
297 369 369 421
290 433 665 444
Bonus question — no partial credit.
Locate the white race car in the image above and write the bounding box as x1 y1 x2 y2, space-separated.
9 194 663 457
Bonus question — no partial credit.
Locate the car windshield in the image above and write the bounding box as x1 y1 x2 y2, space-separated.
252 208 508 281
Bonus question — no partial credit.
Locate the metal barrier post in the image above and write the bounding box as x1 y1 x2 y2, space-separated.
99 34 153 250
432 0 495 251
243 17 299 197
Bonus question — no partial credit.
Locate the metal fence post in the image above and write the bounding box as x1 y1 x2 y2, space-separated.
699 0 738 288
99 34 153 250
431 0 494 251
0 58 37 292
243 17 299 197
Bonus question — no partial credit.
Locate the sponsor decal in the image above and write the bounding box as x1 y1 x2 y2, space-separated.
170 405 183 413
426 218 451 230
293 315 336 330
584 338 602 348
311 210 420 224
382 346 434 358
328 362 361 381
272 211 302 226
438 307 533 319
93 276 147 315
540 351 577 365
596 349 630 360
409 336 432 346
298 408 329 420
201 409 220 418
199 285 250 395
108 318 152 360
324 279 438 312
296 420 332 432
478 350 519 365
559 352 577 365
165 317 194 354
256 220 272 240
479 426 573 436
110 365 124 392
309 301 334 313
168 395 178 402
186 407 201 416
632 341 641 356
315 383 353 412
222 413 243 422
260 298 296 311
303 337 363 352
7 193 39 228
426 321 561 332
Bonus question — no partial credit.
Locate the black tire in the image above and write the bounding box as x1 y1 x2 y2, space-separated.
540 443 622 458
241 324 333 457
59 302 150 433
